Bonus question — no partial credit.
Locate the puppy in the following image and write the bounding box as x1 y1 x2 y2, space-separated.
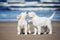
17 12 31 35
17 12 28 35
28 11 55 35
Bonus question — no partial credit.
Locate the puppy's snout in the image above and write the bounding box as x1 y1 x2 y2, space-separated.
26 12 29 14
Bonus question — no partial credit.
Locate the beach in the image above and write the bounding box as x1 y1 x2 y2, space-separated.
0 21 60 40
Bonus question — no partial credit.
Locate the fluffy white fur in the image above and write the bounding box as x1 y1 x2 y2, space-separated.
17 12 31 35
28 11 55 35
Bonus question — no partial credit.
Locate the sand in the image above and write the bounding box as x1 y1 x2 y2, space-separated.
0 21 60 40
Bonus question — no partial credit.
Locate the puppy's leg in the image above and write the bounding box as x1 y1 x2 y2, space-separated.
33 28 37 35
28 24 31 34
24 25 27 35
28 30 31 34
37 26 41 35
44 26 47 34
17 26 21 35
47 24 52 34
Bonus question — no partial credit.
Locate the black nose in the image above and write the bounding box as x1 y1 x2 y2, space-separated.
26 12 28 14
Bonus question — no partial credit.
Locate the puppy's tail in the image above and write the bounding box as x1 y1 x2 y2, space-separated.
49 12 55 20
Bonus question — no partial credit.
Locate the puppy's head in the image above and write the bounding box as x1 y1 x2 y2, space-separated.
22 12 28 16
27 11 36 18
17 15 21 19
17 12 28 19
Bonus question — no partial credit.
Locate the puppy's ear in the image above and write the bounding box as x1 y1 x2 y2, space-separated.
17 15 21 19
30 12 36 17
31 13 35 17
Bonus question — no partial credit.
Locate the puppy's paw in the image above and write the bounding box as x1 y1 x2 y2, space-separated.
44 32 47 34
17 32 20 35
49 32 52 34
25 33 27 35
38 33 41 35
49 33 52 34
28 31 31 34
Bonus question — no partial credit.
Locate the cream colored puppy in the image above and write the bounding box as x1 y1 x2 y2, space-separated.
28 12 55 35
17 12 28 35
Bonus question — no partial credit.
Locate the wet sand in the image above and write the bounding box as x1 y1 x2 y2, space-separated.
0 21 60 40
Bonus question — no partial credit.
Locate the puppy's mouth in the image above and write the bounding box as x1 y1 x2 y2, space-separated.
30 17 33 19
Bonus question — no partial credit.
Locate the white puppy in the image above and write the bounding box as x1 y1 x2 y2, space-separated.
28 11 55 35
17 12 28 35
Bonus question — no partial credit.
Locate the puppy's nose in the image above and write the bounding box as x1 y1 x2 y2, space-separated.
26 12 28 14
